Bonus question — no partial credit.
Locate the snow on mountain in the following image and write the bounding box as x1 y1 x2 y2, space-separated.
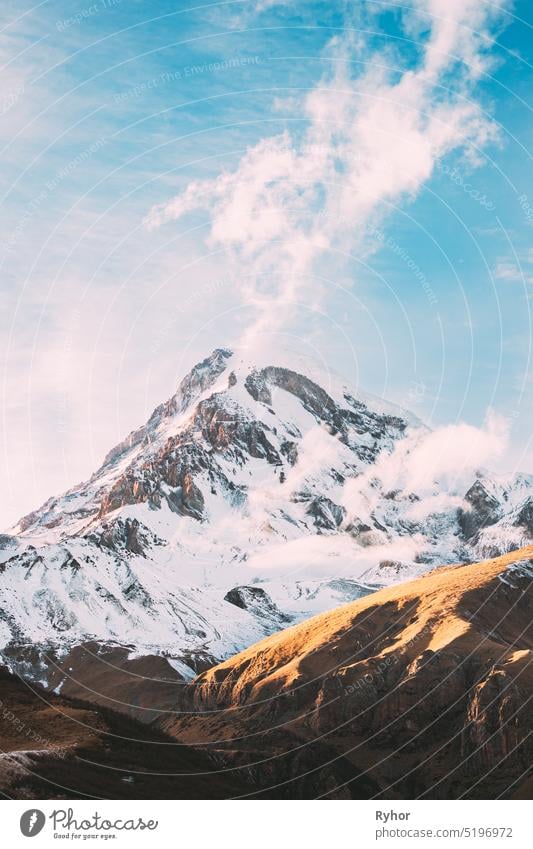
1 347 533 685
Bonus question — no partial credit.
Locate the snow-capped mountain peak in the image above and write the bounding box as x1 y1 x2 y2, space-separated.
2 348 532 688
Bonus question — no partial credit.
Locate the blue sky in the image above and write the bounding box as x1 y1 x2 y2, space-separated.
1 0 532 528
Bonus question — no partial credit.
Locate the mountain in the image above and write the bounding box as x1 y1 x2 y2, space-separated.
1 347 533 708
162 546 533 799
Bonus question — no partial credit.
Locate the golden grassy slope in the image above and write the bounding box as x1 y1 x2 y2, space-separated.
193 545 533 705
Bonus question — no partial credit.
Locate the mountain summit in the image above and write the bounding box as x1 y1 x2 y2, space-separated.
1 349 532 704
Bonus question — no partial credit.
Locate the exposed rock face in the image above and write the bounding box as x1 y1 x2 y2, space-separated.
515 498 533 536
0 534 17 550
224 585 273 610
86 517 164 556
163 547 533 800
245 366 408 464
246 366 338 422
172 347 232 414
462 667 529 780
98 349 233 471
305 495 346 531
79 360 412 533
224 586 290 629
98 449 207 519
195 394 280 465
458 480 502 541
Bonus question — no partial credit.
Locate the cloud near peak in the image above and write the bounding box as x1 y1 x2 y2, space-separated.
343 410 509 522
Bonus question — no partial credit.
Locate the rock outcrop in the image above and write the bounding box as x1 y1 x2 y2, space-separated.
458 480 502 541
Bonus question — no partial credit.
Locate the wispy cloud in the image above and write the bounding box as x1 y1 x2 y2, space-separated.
145 0 507 349
494 251 533 284
343 411 509 522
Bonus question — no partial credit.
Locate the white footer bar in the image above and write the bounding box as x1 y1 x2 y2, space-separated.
3 799 531 848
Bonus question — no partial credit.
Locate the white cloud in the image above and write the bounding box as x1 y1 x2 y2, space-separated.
145 0 507 349
343 412 509 520
402 413 508 491
282 425 343 492
494 255 533 284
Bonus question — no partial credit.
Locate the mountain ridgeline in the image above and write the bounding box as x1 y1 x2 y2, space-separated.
0 347 532 716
